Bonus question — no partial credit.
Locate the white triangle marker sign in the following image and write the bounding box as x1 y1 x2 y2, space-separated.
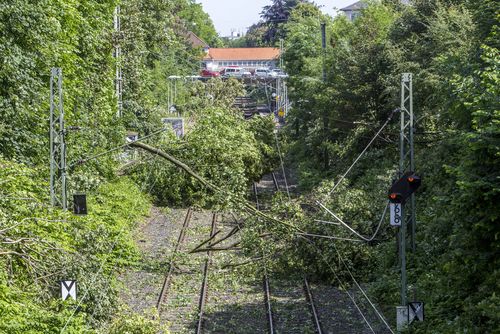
61 280 77 301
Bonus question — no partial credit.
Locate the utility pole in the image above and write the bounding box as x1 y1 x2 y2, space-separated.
321 22 328 169
397 72 415 329
168 76 179 114
321 23 327 82
114 6 123 117
49 68 67 210
279 39 284 69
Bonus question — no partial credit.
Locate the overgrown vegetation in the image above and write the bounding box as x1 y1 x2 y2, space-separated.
0 159 151 332
265 0 499 332
1 0 498 332
131 78 277 209
0 0 271 332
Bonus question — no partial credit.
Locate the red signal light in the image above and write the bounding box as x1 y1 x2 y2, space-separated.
408 177 415 182
390 193 398 200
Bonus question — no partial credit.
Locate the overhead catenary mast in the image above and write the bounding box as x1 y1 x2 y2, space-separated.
49 67 67 210
114 6 123 117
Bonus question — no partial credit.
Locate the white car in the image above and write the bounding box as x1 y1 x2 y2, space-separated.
254 68 271 78
270 68 288 78
222 67 251 78
242 69 252 78
222 67 243 77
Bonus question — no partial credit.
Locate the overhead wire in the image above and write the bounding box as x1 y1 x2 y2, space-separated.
316 201 389 242
330 241 395 334
299 235 376 333
274 130 291 200
309 109 397 243
327 109 398 196
297 232 363 243
68 126 168 169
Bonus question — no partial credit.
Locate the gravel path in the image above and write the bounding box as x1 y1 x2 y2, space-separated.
159 210 213 333
118 207 187 315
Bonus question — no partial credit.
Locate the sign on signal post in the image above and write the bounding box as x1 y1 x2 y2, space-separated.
390 202 402 226
161 118 184 138
408 301 425 323
60 280 77 301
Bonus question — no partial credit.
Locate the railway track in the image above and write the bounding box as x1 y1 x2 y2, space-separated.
255 172 324 334
156 208 193 310
263 274 275 334
156 210 219 333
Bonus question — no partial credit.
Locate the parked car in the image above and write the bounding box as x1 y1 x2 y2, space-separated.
242 69 252 78
254 68 271 78
270 68 288 78
200 69 221 77
221 67 251 78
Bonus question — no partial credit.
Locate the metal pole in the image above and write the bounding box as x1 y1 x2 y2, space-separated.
399 72 413 311
280 39 284 69
50 69 56 207
114 6 122 117
49 68 67 210
408 77 416 253
58 70 67 210
321 23 326 82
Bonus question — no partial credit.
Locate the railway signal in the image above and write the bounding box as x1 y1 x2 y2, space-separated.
388 172 422 204
73 194 87 215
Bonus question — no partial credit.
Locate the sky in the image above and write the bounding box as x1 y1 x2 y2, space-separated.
196 0 355 37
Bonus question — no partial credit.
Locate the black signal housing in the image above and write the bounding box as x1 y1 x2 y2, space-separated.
388 172 422 203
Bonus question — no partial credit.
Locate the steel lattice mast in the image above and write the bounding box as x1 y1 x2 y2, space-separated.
49 67 67 210
114 6 123 117
399 72 415 308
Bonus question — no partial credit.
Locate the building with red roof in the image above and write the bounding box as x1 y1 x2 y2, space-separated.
202 47 280 70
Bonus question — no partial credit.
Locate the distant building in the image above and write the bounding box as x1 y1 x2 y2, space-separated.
185 31 209 53
339 1 368 21
340 0 411 21
225 28 247 41
202 48 280 70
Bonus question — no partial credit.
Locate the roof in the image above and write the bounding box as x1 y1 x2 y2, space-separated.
339 1 368 12
204 48 280 61
186 31 209 49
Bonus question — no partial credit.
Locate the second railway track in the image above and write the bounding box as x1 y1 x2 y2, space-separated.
157 209 218 333
255 172 325 334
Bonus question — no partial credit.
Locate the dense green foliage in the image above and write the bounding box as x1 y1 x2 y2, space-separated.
0 0 251 332
276 0 499 331
2 0 497 332
131 78 277 209
0 0 119 169
0 158 151 332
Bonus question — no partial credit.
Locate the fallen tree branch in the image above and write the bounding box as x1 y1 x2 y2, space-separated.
189 230 222 253
191 245 241 253
2 237 36 245
190 225 240 253
130 141 303 233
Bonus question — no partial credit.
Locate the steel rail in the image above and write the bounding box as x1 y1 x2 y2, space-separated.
263 274 276 334
254 181 276 334
196 213 218 334
156 208 193 310
304 277 324 334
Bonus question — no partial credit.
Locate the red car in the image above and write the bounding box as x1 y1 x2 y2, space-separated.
200 69 221 77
